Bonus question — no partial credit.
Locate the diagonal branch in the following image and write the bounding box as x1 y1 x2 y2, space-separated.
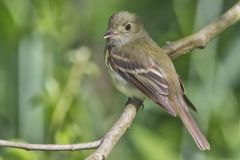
164 1 240 59
85 100 141 160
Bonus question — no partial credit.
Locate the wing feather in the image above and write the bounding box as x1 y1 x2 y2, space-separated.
108 49 176 116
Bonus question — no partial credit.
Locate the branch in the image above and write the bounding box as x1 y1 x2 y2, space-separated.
164 1 240 59
0 139 102 151
85 100 141 160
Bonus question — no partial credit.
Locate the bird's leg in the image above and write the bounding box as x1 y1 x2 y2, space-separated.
126 97 144 111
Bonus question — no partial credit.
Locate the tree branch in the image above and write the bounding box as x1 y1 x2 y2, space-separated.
85 100 141 160
0 139 102 151
164 1 240 59
0 1 240 160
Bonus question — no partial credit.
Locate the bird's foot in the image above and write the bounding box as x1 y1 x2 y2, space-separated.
126 97 144 111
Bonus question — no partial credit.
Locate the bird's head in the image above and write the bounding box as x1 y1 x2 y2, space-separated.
104 11 146 47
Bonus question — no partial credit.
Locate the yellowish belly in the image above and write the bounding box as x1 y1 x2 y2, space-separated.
108 68 146 100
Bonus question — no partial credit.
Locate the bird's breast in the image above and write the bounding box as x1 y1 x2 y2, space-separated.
105 48 146 100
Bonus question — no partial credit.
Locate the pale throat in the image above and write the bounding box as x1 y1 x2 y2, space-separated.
107 36 132 47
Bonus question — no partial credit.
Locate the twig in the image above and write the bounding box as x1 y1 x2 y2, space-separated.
164 1 240 59
0 139 102 151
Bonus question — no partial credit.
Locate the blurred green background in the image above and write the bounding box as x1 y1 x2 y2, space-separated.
0 0 240 159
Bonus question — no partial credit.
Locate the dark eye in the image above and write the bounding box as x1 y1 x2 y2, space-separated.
125 24 131 31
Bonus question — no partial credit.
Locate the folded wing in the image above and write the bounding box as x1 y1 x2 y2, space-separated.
108 50 177 116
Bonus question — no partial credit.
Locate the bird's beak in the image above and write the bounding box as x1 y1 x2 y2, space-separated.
104 30 117 39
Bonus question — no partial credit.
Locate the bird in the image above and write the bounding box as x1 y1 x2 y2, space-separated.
104 11 210 151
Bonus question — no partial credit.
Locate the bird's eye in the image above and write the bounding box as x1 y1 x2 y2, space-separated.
125 24 131 31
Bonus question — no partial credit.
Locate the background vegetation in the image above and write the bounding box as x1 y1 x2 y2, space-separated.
0 0 240 159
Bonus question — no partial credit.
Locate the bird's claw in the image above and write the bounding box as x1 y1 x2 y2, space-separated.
126 97 144 111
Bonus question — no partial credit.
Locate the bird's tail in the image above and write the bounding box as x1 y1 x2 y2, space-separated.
174 100 210 151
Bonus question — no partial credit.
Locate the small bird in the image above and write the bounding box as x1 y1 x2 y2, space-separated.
104 11 210 151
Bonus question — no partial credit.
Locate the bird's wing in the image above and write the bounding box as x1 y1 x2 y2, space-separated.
178 75 197 112
108 48 177 116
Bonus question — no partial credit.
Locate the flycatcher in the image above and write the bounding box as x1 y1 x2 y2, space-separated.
104 11 210 151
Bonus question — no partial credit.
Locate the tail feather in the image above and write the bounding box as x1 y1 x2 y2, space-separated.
178 107 210 150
